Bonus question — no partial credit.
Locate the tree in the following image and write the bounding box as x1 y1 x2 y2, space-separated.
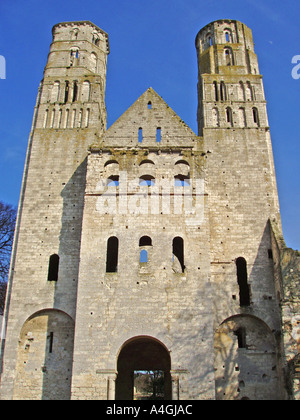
0 201 17 314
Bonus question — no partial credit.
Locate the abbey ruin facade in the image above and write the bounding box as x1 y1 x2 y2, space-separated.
0 19 299 400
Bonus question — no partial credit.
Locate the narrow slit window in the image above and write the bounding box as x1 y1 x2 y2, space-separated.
234 327 246 348
106 237 119 273
48 332 54 353
64 81 69 103
172 237 185 273
140 249 148 263
72 81 78 102
148 101 152 109
47 254 59 282
236 257 250 307
138 127 143 143
226 107 233 126
156 127 161 143
253 107 259 126
213 81 219 102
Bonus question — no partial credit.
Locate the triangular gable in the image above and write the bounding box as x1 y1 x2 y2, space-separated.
102 88 198 148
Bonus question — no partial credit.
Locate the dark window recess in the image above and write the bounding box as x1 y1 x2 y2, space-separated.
236 257 250 307
234 327 247 349
106 236 119 273
173 237 185 273
47 254 59 281
139 236 152 246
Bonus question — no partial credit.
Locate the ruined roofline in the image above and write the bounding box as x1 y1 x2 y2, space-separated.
195 18 250 45
52 20 110 53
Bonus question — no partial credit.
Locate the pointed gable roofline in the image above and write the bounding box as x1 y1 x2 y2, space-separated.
101 87 199 149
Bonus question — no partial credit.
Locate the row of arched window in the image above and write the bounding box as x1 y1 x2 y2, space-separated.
106 174 190 187
211 106 260 128
43 107 90 129
213 81 255 102
47 253 251 306
204 28 235 49
70 27 102 47
50 80 91 104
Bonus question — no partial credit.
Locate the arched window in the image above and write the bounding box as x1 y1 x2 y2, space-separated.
106 237 119 273
224 48 234 66
156 127 161 143
212 107 220 127
139 236 152 264
140 249 148 263
85 108 90 128
72 81 78 102
139 236 152 246
252 107 260 126
224 29 233 43
226 107 233 126
64 81 69 104
174 175 190 187
238 81 245 101
213 81 219 102
47 254 59 281
236 257 250 307
238 107 246 127
172 237 185 273
138 127 143 143
107 175 119 186
148 101 152 109
139 175 155 187
246 82 253 101
220 81 227 101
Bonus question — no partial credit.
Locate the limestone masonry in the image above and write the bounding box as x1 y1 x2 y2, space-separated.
0 19 299 400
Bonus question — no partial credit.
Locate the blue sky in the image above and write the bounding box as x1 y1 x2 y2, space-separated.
0 0 299 249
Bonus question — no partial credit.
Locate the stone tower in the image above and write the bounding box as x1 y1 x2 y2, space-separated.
0 21 109 400
195 20 286 400
0 19 298 400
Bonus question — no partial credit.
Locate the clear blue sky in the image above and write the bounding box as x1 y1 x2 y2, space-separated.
0 0 299 250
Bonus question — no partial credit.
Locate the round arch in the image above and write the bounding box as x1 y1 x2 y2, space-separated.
14 309 75 400
115 336 172 400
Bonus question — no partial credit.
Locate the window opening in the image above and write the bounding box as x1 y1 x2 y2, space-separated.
172 237 185 273
156 127 161 143
107 175 119 187
234 327 247 348
48 332 54 353
236 257 250 307
140 250 148 263
139 236 152 246
72 81 78 102
220 81 227 101
64 81 69 103
138 128 143 143
47 254 59 281
139 175 155 187
226 107 233 126
213 81 219 101
253 107 259 126
106 237 119 273
174 175 190 187
148 101 152 109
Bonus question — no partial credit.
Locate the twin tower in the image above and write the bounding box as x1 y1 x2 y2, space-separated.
0 20 298 400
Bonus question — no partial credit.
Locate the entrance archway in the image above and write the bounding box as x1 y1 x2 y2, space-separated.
115 336 172 400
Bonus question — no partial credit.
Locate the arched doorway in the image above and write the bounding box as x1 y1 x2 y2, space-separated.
115 336 172 400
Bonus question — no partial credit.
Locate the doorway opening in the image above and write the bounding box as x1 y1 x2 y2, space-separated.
115 336 172 400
